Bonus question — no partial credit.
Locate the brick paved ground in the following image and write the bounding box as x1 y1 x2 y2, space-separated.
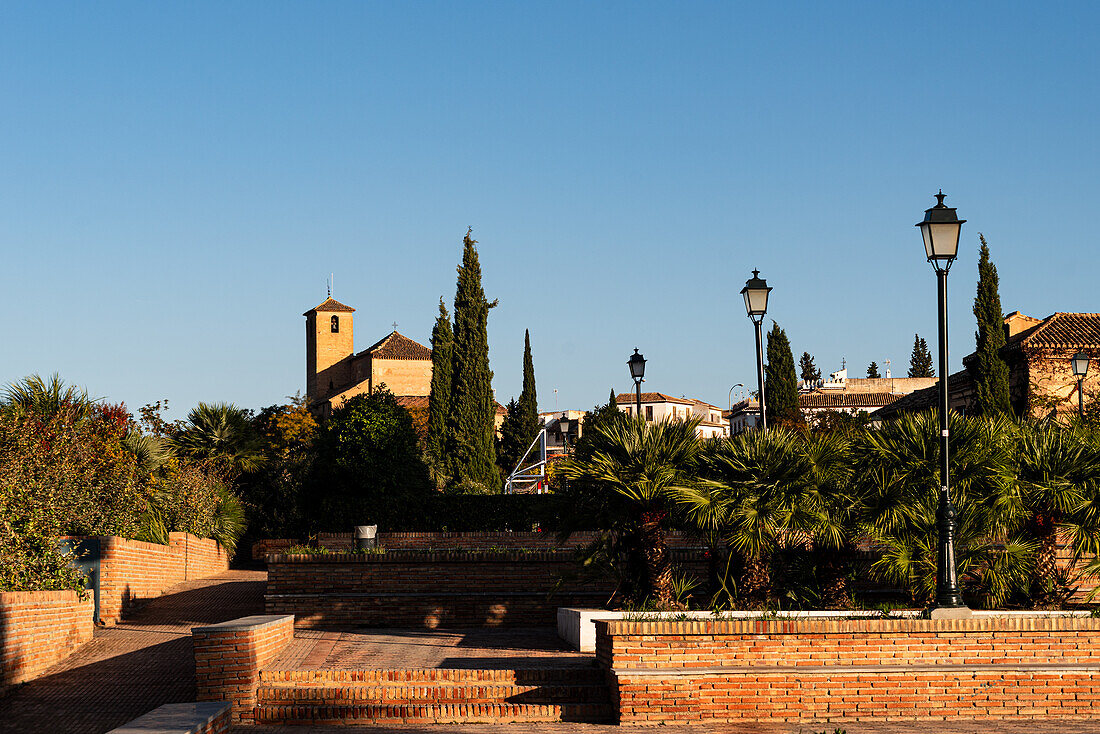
0 570 264 734
270 628 596 671
240 721 1100 733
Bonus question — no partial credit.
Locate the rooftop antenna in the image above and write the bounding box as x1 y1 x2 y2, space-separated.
392 321 398 332
841 357 846 371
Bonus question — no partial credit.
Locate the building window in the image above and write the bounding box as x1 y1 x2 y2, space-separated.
645 406 653 421
331 315 339 333
624 406 631 415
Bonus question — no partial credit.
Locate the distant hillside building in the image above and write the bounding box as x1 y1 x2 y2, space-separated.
304 297 433 418
615 392 729 439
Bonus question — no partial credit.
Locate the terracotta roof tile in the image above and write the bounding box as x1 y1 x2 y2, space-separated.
363 331 432 361
1009 312 1100 350
303 297 356 315
615 392 695 405
799 392 901 409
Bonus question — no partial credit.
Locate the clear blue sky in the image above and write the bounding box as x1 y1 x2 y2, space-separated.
2 2 1098 419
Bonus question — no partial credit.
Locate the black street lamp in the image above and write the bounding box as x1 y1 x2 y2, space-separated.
628 348 646 418
1072 351 1090 417
741 270 771 431
916 191 968 614
558 413 571 452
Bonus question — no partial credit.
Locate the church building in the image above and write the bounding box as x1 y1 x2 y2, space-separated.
304 297 433 418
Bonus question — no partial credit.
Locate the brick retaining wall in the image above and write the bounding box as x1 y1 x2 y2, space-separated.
597 617 1100 725
265 550 707 628
193 615 295 724
0 590 95 691
95 532 230 624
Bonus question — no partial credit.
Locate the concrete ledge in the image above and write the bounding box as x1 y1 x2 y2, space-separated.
106 701 231 734
192 614 293 634
558 607 927 652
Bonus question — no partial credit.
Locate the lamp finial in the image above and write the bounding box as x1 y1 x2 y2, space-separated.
935 190 946 206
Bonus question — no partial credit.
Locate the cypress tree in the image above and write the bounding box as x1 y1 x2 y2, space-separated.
446 229 499 490
517 329 539 446
908 334 935 378
497 330 539 475
427 298 453 476
765 322 801 424
608 389 618 409
799 352 821 383
867 361 880 378
970 234 1012 416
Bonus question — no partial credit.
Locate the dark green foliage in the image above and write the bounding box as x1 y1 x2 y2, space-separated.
799 352 821 383
446 229 500 491
970 234 1013 417
765 323 802 424
312 388 432 529
867 361 880 378
427 298 453 477
608 389 618 409
497 330 540 476
908 334 935 378
571 394 621 464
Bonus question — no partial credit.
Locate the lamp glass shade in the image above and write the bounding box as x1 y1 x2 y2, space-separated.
740 270 771 317
919 220 963 260
916 192 965 262
558 416 570 434
628 349 646 380
1072 351 1090 378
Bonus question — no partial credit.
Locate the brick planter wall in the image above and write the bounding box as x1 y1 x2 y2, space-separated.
597 617 1100 725
0 590 94 691
96 532 229 624
193 615 295 724
266 550 707 628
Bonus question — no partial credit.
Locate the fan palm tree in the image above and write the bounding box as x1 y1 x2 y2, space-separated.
855 410 1033 607
1 374 95 422
173 402 264 474
682 428 806 606
560 414 702 607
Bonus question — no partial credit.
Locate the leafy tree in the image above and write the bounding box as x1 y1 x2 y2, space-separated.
908 334 935 378
446 229 500 491
312 388 432 529
867 361 881 378
561 415 702 607
765 322 802 424
517 330 539 449
608 389 618 410
427 298 453 478
970 234 1013 417
799 352 821 383
497 398 525 475
1 373 95 423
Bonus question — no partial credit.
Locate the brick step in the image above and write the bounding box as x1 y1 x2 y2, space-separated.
254 701 615 724
257 681 611 705
259 666 604 685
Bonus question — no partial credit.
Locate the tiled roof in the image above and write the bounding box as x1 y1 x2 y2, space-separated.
364 331 432 361
615 392 695 405
395 394 505 414
1006 312 1100 350
303 297 356 315
799 392 900 409
394 395 430 409
871 370 973 419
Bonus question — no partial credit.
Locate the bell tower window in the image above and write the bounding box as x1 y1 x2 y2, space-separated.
331 315 339 333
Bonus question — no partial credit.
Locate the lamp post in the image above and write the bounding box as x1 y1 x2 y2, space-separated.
559 413 571 453
916 191 968 613
741 270 771 431
628 348 646 418
1072 352 1090 417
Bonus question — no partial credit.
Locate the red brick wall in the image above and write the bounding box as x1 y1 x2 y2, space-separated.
0 590 94 690
597 617 1100 724
266 550 707 628
193 615 295 723
96 532 229 624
